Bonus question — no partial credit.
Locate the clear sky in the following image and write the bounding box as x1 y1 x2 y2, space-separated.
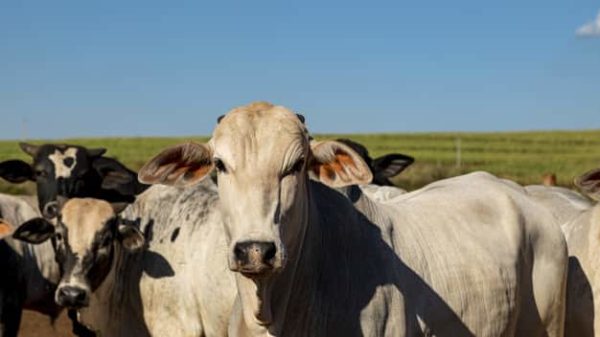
1 0 599 139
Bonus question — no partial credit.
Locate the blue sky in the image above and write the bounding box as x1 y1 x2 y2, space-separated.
1 0 599 139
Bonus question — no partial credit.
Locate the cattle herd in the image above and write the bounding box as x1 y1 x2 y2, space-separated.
0 101 599 337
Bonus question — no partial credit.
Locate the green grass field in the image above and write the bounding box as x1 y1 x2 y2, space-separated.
1 129 599 195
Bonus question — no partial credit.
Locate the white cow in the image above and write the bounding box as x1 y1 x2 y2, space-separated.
549 168 600 337
10 180 235 337
138 101 568 337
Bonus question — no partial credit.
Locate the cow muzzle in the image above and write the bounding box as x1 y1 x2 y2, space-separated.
56 285 89 309
232 241 278 277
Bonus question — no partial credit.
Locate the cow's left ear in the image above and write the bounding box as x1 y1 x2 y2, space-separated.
0 219 15 240
575 168 600 201
309 140 373 188
371 153 414 179
12 218 55 244
138 142 214 187
0 160 35 183
117 224 145 251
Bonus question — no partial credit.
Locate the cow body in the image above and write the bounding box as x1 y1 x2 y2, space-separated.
227 172 567 337
121 180 235 337
0 193 61 337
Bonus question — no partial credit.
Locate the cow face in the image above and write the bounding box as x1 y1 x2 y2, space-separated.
138 102 371 279
12 198 143 309
0 143 146 219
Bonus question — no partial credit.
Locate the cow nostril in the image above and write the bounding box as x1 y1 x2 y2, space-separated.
234 244 246 261
263 243 276 262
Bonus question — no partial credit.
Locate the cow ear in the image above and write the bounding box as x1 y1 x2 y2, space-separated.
138 142 214 187
117 224 145 251
0 219 15 240
575 168 600 201
371 153 414 179
92 157 147 195
0 160 35 183
19 142 40 157
87 148 107 158
309 140 373 188
12 218 55 244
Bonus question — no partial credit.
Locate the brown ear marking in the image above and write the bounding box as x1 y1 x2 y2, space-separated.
0 219 15 238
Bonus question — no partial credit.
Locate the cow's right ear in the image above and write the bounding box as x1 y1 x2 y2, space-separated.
12 218 55 244
575 168 600 201
0 219 15 240
138 142 214 187
0 160 35 183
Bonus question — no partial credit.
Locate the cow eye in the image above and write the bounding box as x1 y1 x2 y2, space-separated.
35 169 48 178
285 158 305 176
214 158 227 174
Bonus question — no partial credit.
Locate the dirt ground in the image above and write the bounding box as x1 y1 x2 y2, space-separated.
18 310 75 337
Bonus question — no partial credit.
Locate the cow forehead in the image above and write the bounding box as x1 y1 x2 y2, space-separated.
61 198 114 255
48 147 79 178
213 102 308 163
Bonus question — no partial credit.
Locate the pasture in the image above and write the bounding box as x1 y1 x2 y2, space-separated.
2 129 600 195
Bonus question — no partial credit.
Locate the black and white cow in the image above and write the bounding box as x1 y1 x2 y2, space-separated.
0 143 148 337
0 143 148 218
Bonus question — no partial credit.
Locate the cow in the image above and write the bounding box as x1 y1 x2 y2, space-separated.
0 193 60 337
9 179 236 337
138 101 568 337
551 168 600 337
0 143 148 218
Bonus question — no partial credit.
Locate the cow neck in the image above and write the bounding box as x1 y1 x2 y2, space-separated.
234 181 314 336
79 245 146 336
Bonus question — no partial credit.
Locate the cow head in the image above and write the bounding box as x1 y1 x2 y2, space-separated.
575 168 600 201
336 138 414 186
11 198 143 309
0 143 147 219
138 102 371 279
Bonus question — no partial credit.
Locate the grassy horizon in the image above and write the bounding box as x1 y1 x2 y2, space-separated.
1 129 599 195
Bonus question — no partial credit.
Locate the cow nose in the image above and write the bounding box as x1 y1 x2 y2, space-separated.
57 286 88 308
43 202 59 219
234 241 277 267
